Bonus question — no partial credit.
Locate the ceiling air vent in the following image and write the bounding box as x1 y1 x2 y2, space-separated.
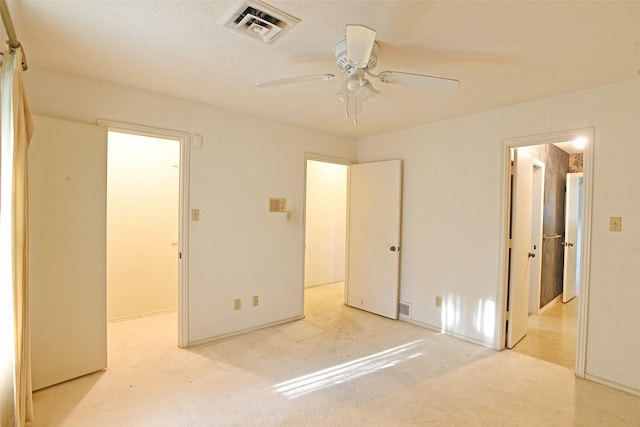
218 0 300 44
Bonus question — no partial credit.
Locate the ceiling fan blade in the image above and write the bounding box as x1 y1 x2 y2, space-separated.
378 71 460 91
346 24 376 67
256 73 335 88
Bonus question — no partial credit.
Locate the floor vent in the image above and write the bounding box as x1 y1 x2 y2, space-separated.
399 302 412 318
218 0 300 44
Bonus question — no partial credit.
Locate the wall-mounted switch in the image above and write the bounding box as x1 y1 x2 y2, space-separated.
234 298 241 310
252 296 259 307
192 209 200 221
435 296 442 308
192 134 203 149
610 216 622 232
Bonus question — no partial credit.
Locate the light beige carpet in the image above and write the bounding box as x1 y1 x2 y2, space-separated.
27 283 640 426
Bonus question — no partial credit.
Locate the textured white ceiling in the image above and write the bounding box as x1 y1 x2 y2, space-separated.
8 1 640 138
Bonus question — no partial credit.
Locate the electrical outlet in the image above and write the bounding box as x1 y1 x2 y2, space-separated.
252 295 259 307
234 298 241 310
435 296 442 308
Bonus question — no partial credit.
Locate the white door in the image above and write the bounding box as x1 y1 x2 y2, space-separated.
507 150 534 348
528 162 544 315
29 115 107 390
346 160 402 319
562 172 583 303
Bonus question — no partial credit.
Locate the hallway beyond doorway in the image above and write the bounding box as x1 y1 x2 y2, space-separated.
511 298 578 369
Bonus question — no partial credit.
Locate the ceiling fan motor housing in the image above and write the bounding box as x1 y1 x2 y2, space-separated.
335 39 379 71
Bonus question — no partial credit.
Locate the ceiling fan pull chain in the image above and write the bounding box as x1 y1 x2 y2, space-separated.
353 97 359 125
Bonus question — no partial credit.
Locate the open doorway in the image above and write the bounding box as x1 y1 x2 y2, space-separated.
106 131 180 322
500 129 593 376
303 156 403 320
303 158 349 311
100 120 191 348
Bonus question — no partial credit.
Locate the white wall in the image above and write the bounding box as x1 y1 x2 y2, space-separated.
25 65 639 394
304 161 347 287
25 67 357 344
107 132 180 321
357 79 640 394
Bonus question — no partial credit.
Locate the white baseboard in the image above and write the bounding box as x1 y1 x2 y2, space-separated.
108 308 177 323
538 294 562 314
399 317 496 350
585 373 640 397
187 315 305 347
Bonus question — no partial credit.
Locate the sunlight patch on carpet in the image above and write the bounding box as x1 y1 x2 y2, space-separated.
273 340 424 398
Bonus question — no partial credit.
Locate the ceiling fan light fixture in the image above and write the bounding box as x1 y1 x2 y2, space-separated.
336 74 378 124
257 24 459 124
360 80 379 101
346 75 361 92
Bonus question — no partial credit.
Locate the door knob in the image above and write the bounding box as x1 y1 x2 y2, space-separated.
390 246 397 252
528 252 535 258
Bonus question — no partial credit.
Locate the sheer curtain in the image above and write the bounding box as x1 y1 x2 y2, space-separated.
0 46 35 426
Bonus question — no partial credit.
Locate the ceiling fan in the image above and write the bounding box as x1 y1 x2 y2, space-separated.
256 24 460 124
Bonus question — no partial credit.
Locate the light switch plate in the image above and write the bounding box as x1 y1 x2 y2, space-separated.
610 216 622 232
192 134 203 149
191 209 200 221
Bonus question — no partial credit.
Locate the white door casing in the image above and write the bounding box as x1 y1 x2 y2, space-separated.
500 128 593 378
563 172 583 303
346 160 402 319
98 120 190 347
507 149 534 348
30 115 108 390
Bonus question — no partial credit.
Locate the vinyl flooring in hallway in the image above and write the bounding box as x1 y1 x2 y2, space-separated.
27 284 639 426
511 297 578 369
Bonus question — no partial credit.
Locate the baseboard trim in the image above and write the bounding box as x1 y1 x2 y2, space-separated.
399 317 496 350
187 315 305 347
538 294 562 314
108 308 177 323
304 281 344 289
585 373 640 397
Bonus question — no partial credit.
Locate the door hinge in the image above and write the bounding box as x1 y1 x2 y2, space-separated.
179 252 182 259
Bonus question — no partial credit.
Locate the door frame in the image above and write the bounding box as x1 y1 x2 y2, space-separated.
497 128 594 378
98 120 191 348
302 153 354 309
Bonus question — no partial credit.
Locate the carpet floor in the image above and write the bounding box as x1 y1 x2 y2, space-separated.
27 283 640 426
